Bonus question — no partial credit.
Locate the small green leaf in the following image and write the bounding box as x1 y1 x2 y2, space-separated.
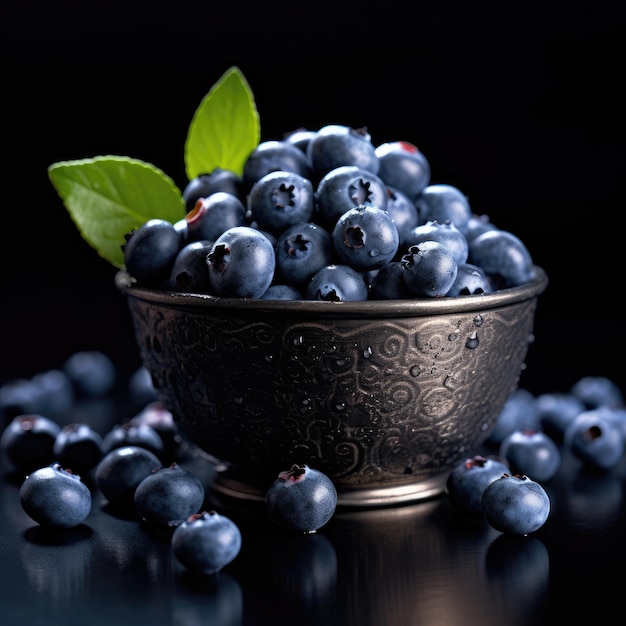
48 156 185 269
184 66 260 180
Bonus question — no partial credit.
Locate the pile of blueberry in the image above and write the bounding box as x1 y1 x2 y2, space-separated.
123 125 537 300
0 350 338 573
446 374 626 534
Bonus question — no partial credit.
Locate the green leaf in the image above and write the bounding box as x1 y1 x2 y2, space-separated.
48 156 185 269
184 66 260 180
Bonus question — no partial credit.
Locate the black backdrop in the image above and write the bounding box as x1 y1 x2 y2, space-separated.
2 1 624 396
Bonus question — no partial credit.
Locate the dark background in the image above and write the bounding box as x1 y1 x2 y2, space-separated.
2 0 624 396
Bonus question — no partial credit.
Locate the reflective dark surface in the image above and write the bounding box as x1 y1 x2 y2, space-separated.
1 398 625 626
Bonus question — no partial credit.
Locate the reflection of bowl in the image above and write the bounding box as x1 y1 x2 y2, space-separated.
117 266 548 507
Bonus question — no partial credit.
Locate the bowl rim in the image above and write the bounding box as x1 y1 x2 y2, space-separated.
116 265 548 320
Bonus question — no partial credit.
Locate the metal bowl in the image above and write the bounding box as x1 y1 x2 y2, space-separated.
117 266 548 508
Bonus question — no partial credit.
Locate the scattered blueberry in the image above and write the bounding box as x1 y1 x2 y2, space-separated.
102 421 164 459
20 462 92 528
53 422 104 473
446 454 510 515
481 473 551 536
265 464 337 533
62 350 117 398
134 462 205 526
569 375 624 409
171 510 242 574
499 429 561 482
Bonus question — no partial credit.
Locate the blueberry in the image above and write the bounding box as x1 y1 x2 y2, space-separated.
20 462 92 528
127 401 180 465
1 414 61 475
247 171 315 235
563 409 625 471
182 169 244 212
535 392 585 443
261 284 303 300
446 262 494 297
123 218 184 287
134 462 205 526
0 379 42 425
306 264 369 302
168 240 214 293
383 186 420 249
284 128 317 153
207 226 276 298
569 376 624 409
468 228 536 289
265 464 337 533
62 350 117 398
171 510 242 574
485 388 540 449
369 261 413 300
184 192 246 242
314 165 388 227
331 205 399 272
95 445 162 511
102 421 164 460
128 365 159 410
242 140 311 192
374 141 431 200
465 213 498 243
30 369 75 420
405 220 469 266
306 124 380 179
275 222 334 288
446 454 510 515
499 429 561 482
481 473 551 535
53 423 104 473
415 184 472 234
400 241 458 297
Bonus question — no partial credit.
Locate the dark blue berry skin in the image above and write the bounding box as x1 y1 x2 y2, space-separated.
468 229 535 289
184 192 246 243
261 284 303 300
168 240 214 293
207 226 276 298
0 379 42 425
102 422 164 460
332 205 399 272
30 369 75 421
405 220 469 267
53 423 104 473
123 219 184 287
499 429 561 482
535 392 585 443
172 510 242 574
20 463 92 528
446 262 493 297
284 128 317 153
242 140 311 192
374 141 431 201
63 350 116 398
481 473 551 535
369 261 413 300
306 264 369 302
383 186 420 249
486 388 540 448
315 165 388 227
446 455 510 515
400 241 458 297
265 464 337 533
95 445 162 511
275 222 334 288
248 171 315 235
415 184 472 235
1 414 61 475
465 213 498 243
128 366 159 410
128 401 180 465
563 409 625 471
134 463 205 526
182 168 244 212
306 124 380 179
570 376 624 409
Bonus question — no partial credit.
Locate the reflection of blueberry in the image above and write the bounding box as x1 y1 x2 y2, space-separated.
485 534 550 588
20 462 92 528
172 510 242 574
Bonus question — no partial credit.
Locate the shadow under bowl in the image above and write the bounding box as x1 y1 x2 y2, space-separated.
117 266 548 508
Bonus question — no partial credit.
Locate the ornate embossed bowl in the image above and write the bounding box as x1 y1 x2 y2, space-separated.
117 266 548 508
